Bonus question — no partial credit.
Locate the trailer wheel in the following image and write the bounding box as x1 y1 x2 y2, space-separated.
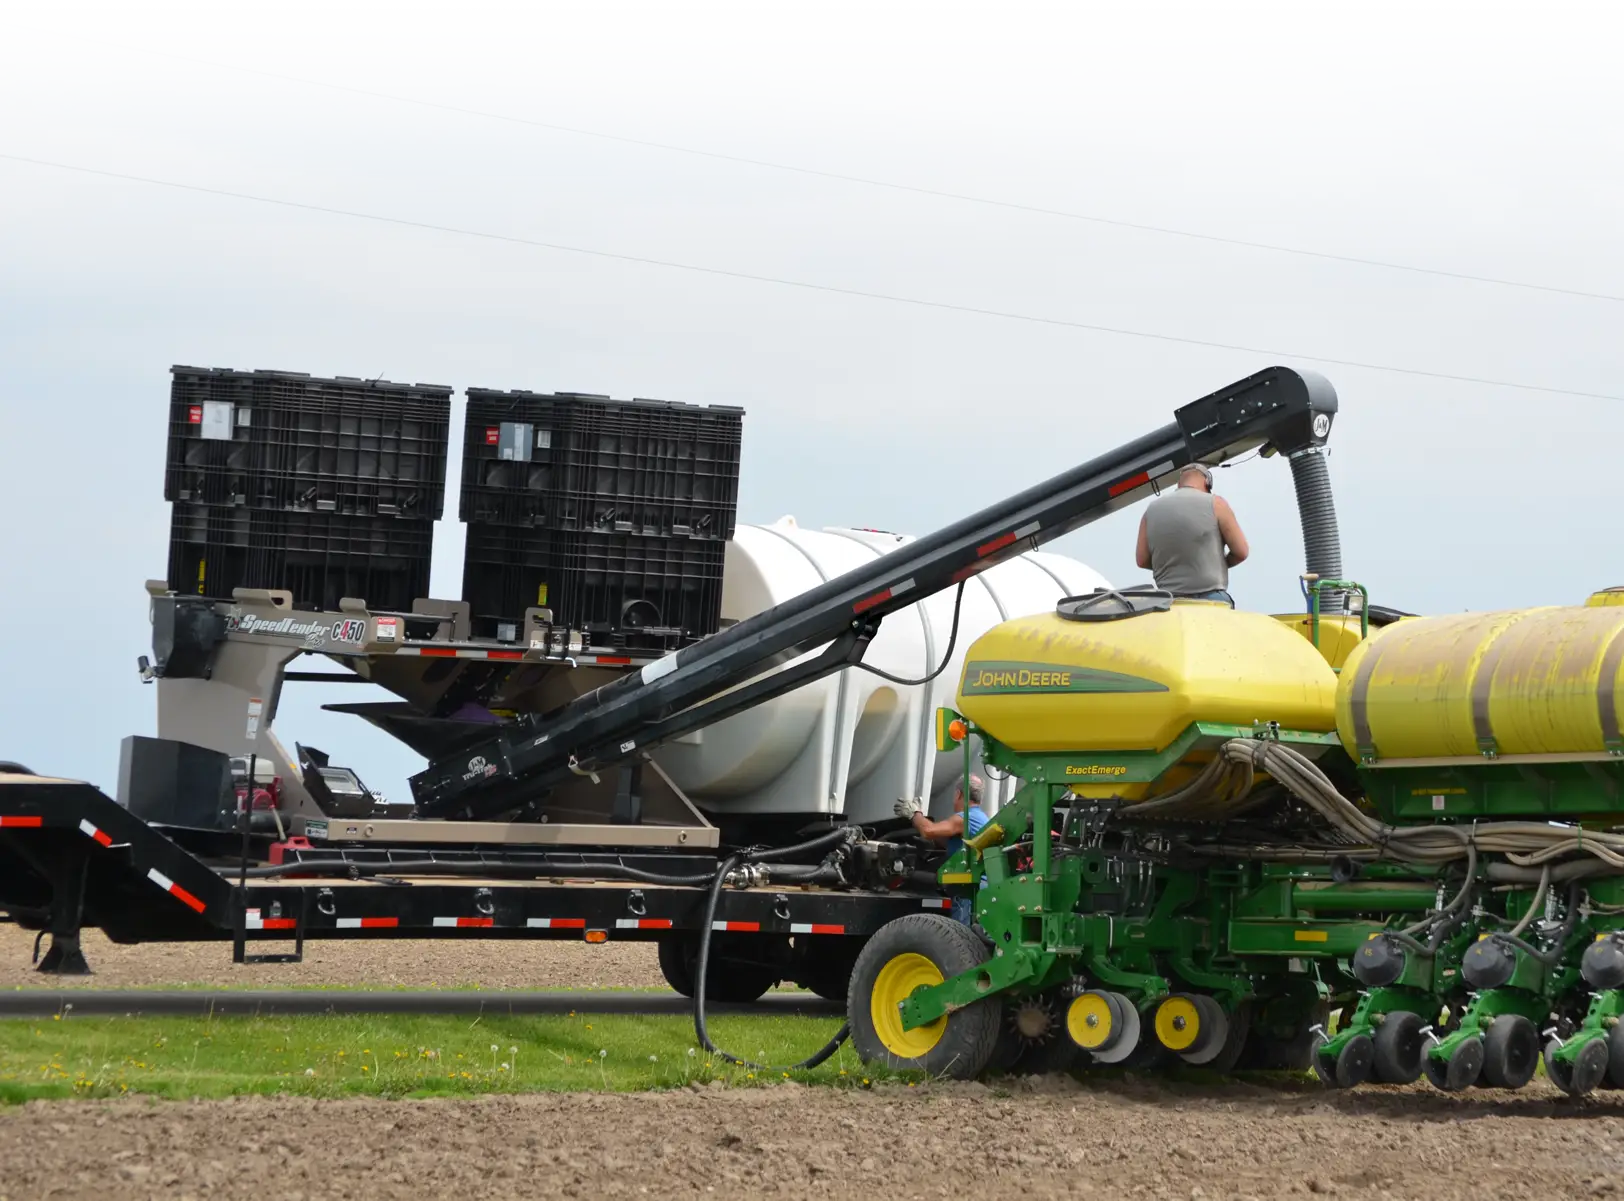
658 934 777 1003
848 914 1000 1079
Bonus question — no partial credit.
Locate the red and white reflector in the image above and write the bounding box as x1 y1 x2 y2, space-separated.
0 815 43 829
243 910 297 931
432 916 494 928
614 918 673 930
335 917 399 929
146 868 206 914
526 918 587 930
77 819 113 847
710 920 761 932
789 923 844 935
920 898 952 910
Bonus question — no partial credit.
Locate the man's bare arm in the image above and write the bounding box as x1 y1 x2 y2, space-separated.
911 811 964 842
1135 513 1152 570
1214 496 1249 567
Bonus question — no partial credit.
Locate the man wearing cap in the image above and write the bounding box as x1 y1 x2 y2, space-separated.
893 775 990 925
1135 462 1249 607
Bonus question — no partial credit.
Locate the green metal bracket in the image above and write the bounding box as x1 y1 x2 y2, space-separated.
1549 987 1624 1066
898 946 1043 1030
1304 576 1370 663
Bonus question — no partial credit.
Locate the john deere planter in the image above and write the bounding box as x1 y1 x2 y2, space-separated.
848 580 1624 1096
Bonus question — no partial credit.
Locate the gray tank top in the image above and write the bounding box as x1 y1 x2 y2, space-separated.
1144 488 1228 595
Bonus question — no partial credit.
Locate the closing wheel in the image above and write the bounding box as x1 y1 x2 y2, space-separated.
1068 990 1142 1064
1422 1038 1484 1092
1162 995 1231 1066
1314 1033 1374 1088
848 914 1001 1079
1546 1036 1610 1098
991 992 1082 1076
1480 1015 1539 1090
1371 1011 1425 1085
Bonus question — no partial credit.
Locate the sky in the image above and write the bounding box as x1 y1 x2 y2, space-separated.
1 1 1621 802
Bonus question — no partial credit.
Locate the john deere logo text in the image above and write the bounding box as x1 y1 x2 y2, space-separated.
960 660 1167 696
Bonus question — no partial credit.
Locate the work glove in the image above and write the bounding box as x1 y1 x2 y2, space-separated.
893 797 923 821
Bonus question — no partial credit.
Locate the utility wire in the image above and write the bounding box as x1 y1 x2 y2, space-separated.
4 150 1621 405
41 39 1624 307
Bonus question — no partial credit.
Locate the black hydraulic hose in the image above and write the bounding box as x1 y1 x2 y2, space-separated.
1288 445 1346 613
854 582 966 687
1491 881 1581 967
692 827 857 1073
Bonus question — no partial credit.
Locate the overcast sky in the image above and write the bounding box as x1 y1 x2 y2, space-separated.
2 1 1620 801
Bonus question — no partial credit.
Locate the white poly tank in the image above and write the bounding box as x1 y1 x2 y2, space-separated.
649 517 1112 826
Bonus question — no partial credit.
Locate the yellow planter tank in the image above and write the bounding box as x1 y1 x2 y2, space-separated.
1334 603 1624 761
954 599 1340 755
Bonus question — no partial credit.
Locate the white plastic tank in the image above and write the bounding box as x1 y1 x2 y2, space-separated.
649 517 1112 826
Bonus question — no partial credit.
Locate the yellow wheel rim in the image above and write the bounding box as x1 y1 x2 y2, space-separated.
1066 992 1115 1050
1155 995 1202 1052
870 952 946 1059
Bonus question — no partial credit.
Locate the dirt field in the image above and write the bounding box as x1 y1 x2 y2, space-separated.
4 1074 1622 1201
0 924 667 991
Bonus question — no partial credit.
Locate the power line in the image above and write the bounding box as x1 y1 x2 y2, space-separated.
49 38 1624 307
4 150 1621 405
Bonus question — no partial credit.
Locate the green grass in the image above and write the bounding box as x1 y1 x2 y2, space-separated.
0 1010 892 1103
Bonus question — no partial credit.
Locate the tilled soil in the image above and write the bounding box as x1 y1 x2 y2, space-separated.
0 924 667 991
5 1075 1624 1201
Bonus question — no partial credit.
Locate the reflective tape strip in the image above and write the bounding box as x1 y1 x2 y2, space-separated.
146 868 206 913
432 916 494 928
614 918 673 929
77 819 113 847
1014 520 1041 539
1108 470 1150 498
853 588 892 614
920 898 952 910
710 921 761 932
976 532 1018 557
1597 625 1624 747
890 577 916 597
527 918 587 929
244 916 298 931
0 815 42 828
789 923 845 935
395 647 524 660
335 917 399 929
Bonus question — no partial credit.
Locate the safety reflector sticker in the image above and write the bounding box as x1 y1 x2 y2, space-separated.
146 868 206 914
614 918 673 930
432 917 494 928
77 819 114 847
789 923 845 935
335 917 399 929
526 918 587 929
0 815 42 828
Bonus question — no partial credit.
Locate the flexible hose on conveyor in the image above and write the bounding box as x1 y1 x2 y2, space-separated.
1288 446 1346 613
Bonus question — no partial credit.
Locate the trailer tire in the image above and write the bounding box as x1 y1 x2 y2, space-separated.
847 914 1000 1080
659 934 777 1003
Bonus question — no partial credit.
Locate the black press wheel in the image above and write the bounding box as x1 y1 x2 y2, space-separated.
1371 1011 1426 1085
1546 1036 1610 1098
1607 1023 1624 1089
1314 1033 1374 1088
1480 1015 1539 1090
848 914 1002 1079
1422 1038 1484 1091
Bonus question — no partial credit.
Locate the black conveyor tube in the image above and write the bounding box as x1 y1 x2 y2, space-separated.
413 365 1340 820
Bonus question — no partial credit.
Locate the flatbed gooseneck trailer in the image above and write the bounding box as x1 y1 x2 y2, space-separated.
0 365 1342 1023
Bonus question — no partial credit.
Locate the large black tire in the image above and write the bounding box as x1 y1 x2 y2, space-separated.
657 934 778 1003
848 914 1002 1079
